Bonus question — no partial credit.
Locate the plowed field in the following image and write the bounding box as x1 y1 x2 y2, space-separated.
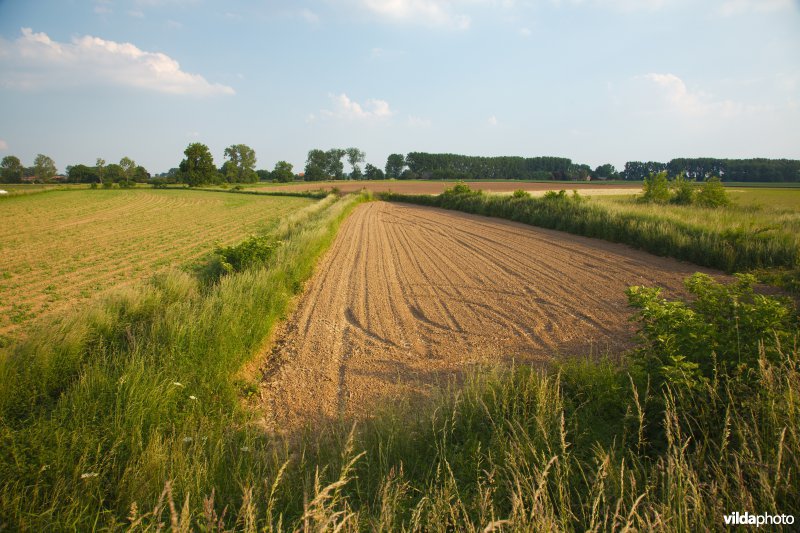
260 202 721 431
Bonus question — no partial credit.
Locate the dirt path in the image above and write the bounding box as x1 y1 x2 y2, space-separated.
258 202 720 432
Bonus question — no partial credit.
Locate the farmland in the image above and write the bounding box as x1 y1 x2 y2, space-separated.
0 187 798 530
242 179 643 195
0 189 312 337
261 201 722 431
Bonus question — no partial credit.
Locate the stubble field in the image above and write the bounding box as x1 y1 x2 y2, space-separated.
0 189 312 337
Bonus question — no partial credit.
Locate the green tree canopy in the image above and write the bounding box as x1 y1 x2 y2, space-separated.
345 147 366 178
271 161 294 183
325 149 346 180
179 143 218 187
66 164 99 184
385 153 406 179
120 157 136 187
364 163 385 180
304 149 329 181
1 155 24 183
33 154 57 183
222 144 257 183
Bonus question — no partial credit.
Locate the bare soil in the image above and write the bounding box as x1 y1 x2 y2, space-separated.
258 202 720 432
250 180 642 195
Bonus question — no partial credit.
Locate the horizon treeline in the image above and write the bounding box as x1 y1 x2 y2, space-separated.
2 145 799 185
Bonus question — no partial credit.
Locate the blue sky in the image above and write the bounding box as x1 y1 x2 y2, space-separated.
0 0 798 174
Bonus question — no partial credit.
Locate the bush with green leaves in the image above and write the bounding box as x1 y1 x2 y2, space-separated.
627 272 797 390
640 171 671 204
199 234 281 284
670 174 696 205
695 176 730 207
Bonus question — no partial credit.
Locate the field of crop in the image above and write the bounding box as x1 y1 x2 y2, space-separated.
0 189 312 337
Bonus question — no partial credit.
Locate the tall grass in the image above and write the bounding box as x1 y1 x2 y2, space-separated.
378 187 800 274
0 193 366 529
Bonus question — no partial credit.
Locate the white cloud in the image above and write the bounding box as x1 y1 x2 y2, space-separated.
321 93 394 120
487 115 498 126
718 0 795 16
127 10 145 18
0 140 8 151
641 73 760 118
359 0 472 29
519 27 532 36
0 28 234 96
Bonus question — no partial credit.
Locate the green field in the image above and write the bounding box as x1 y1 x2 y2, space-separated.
590 188 800 249
0 189 312 337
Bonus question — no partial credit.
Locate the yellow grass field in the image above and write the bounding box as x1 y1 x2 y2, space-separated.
0 189 312 338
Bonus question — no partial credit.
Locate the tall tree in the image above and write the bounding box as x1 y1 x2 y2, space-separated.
179 143 218 187
33 154 56 183
222 144 257 183
305 149 329 181
66 164 99 183
364 163 385 181
325 148 346 180
96 158 106 185
345 147 366 178
120 157 136 187
0 155 24 183
385 153 405 179
271 161 294 183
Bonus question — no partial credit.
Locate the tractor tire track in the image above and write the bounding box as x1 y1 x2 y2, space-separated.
259 202 723 431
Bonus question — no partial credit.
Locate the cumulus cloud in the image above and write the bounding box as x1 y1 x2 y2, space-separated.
487 115 498 126
0 27 234 96
358 0 472 29
321 93 394 120
641 73 758 118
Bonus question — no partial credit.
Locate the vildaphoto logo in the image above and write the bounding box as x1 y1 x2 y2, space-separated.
724 512 795 527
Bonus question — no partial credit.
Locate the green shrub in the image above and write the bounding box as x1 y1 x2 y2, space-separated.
627 272 797 390
198 234 282 284
695 176 730 207
670 174 696 205
512 189 530 199
640 171 671 204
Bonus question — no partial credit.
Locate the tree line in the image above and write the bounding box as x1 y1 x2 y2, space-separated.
622 158 800 182
4 146 799 185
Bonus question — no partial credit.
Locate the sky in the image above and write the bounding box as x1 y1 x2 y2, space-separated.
0 0 798 175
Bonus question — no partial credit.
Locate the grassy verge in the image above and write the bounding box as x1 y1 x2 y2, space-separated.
377 187 800 279
0 192 367 529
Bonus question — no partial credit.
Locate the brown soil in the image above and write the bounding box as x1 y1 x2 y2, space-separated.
250 180 641 195
257 202 720 432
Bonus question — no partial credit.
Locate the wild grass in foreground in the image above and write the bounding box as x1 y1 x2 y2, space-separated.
120 275 800 530
379 185 800 283
1 189 798 531
0 193 366 530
